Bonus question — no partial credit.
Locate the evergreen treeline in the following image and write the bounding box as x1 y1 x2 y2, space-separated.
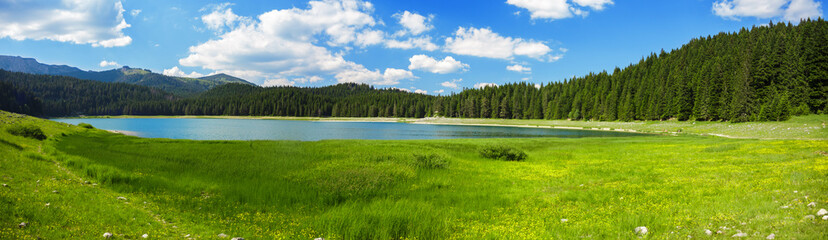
0 81 42 116
122 83 435 117
0 70 173 116
438 19 827 122
1 19 826 121
0 70 435 117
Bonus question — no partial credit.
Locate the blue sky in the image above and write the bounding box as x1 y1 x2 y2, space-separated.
0 0 823 94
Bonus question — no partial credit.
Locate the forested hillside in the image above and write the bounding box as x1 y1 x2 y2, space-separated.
1 19 825 121
0 71 433 117
102 83 435 117
0 56 254 95
0 70 173 116
440 19 827 122
0 81 42 116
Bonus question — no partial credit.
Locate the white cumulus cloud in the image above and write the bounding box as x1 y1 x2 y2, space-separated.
474 82 498 89
335 67 415 85
163 66 206 78
408 55 469 74
441 78 462 89
784 0 823 22
180 0 417 86
263 78 295 87
294 76 324 84
356 29 385 47
506 0 614 20
382 10 439 51
573 0 614 10
99 60 119 67
130 9 141 17
713 0 823 21
394 11 433 35
444 27 558 61
385 36 439 51
414 89 427 94
506 64 531 73
201 3 251 32
0 0 132 47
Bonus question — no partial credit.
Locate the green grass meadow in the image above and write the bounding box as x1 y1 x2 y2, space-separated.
2 111 827 239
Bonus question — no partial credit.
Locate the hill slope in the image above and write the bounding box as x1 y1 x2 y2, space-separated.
0 55 82 75
440 19 827 122
0 55 253 95
0 70 174 116
198 73 252 85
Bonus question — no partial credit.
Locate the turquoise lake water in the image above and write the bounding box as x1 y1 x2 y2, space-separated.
52 118 645 141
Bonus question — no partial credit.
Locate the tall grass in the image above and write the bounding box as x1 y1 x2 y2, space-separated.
2 110 827 239
47 133 828 239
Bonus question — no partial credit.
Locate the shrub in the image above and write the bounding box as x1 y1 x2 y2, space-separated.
78 123 95 129
6 124 46 140
412 153 448 169
479 145 527 161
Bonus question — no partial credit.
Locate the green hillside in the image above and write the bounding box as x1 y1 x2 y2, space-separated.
1 110 826 239
0 56 254 96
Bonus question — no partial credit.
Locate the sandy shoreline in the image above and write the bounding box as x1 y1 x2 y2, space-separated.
106 130 140 136
409 121 647 134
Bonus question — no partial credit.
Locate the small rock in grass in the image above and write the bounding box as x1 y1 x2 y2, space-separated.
766 233 775 239
185 234 190 237
103 232 113 238
2 183 7 187
780 205 789 209
704 229 712 236
717 230 724 234
807 202 816 207
142 233 148 238
560 219 568 223
314 238 325 240
218 233 228 238
823 216 828 220
732 232 747 237
231 238 244 240
52 190 58 194
804 215 815 220
117 196 126 201
45 203 50 207
817 209 828 216
635 226 648 235
18 222 27 228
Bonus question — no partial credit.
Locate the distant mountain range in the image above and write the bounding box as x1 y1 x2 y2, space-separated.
0 55 253 95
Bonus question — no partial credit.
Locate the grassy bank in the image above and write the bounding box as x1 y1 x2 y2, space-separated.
63 114 827 140
0 111 170 239
412 115 828 140
3 111 827 239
